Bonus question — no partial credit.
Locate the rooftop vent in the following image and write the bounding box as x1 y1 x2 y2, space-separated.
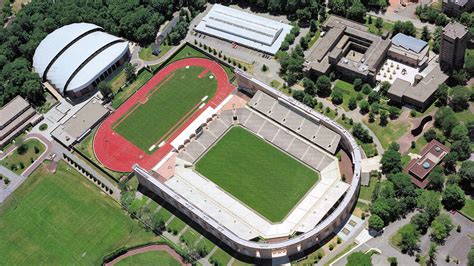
423 162 431 169
435 146 441 152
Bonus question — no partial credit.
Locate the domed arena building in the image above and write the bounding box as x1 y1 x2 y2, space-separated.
33 23 130 98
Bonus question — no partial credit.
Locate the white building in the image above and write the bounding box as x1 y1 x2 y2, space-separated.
195 4 292 55
33 23 130 98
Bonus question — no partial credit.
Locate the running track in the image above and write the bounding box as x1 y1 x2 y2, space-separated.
94 58 235 172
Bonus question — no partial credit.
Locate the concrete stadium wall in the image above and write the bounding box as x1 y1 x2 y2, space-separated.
135 70 362 260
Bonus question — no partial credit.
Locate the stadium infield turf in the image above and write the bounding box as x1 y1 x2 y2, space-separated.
113 66 217 152
0 161 156 265
195 126 319 222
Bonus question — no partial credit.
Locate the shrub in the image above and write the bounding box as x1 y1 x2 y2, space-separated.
328 243 334 250
19 162 25 169
261 64 268 72
39 123 48 131
34 146 40 154
410 110 417 117
17 143 28 155
337 237 341 244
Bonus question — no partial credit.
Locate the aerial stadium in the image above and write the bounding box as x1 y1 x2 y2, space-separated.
33 23 130 98
98 53 362 260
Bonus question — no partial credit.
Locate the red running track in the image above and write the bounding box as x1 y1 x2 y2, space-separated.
94 58 235 172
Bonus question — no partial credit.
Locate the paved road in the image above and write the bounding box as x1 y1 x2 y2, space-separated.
369 11 437 32
334 212 418 266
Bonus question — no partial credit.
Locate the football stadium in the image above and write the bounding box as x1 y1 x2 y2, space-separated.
113 56 363 259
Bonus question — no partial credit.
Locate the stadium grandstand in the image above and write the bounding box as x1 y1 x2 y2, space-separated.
33 23 130 98
195 4 292 55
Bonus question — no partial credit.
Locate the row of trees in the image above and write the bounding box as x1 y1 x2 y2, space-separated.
328 0 368 23
415 5 449 27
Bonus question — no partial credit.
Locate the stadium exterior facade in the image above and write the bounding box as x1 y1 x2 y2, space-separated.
33 23 130 98
135 70 362 260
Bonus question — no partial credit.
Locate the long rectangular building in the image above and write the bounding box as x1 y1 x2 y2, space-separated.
195 4 292 55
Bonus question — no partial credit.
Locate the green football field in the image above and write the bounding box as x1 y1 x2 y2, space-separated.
195 126 319 222
0 161 157 265
116 250 181 266
113 66 217 153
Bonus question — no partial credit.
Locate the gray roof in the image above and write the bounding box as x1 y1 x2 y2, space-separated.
391 33 428 54
33 23 129 95
51 98 109 146
0 96 30 127
404 65 448 103
443 22 469 39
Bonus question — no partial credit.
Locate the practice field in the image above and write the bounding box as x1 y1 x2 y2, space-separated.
116 250 181 266
113 66 217 152
195 126 319 222
0 161 156 265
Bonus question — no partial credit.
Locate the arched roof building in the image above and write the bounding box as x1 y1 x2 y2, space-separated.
33 23 130 97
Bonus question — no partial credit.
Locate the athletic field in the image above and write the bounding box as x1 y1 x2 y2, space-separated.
195 126 319 222
113 66 217 152
0 161 156 264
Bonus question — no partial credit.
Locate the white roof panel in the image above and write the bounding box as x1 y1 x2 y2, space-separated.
33 23 102 78
196 4 292 54
46 31 123 93
67 41 129 93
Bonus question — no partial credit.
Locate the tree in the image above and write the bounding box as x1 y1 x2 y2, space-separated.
315 75 332 97
421 26 431 41
468 245 474 266
381 149 402 174
379 111 388 126
388 106 400 119
434 107 458 136
347 251 372 266
362 84 372 95
430 213 453 243
368 214 384 232
375 17 383 30
348 97 357 110
451 136 471 160
450 87 470 111
353 78 363 91
410 212 431 234
460 161 474 189
352 123 373 143
293 90 305 102
261 64 268 72
124 63 137 81
303 93 317 108
398 224 419 253
442 184 465 210
435 83 449 106
303 77 316 96
417 190 441 220
428 166 444 191
451 124 468 141
331 89 343 105
98 82 112 99
380 81 391 96
347 0 366 22
428 242 437 264
368 91 380 104
423 129 437 142
359 100 370 114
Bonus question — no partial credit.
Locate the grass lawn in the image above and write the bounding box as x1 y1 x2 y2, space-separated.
158 207 173 223
180 227 200 247
114 66 217 152
333 80 357 111
108 68 127 93
389 230 402 249
0 161 156 265
408 135 428 154
363 118 410 150
323 242 357 266
139 43 172 61
111 70 153 109
359 174 378 201
150 44 236 81
336 117 354 131
460 197 474 220
293 249 325 265
365 17 393 36
270 79 281 89
196 238 215 254
361 143 378 158
195 126 319 222
116 250 180 266
209 248 232 266
308 29 321 48
1 138 45 175
167 217 187 234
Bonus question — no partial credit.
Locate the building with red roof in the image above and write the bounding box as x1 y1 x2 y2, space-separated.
405 139 450 188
